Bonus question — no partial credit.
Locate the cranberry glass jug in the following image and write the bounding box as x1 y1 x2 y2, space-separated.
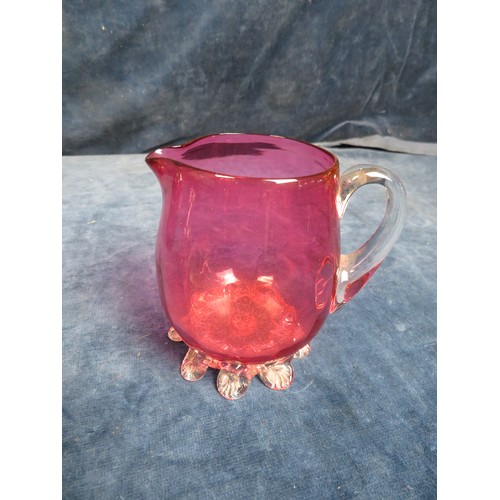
145 133 406 399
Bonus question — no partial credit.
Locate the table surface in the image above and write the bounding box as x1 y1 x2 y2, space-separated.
63 147 436 499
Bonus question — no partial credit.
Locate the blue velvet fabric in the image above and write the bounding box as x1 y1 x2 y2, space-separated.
62 147 436 498
62 1 436 155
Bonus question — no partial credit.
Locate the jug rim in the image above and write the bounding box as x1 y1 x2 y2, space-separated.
146 133 339 181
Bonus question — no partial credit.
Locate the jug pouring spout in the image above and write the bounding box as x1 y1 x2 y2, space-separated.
145 148 184 182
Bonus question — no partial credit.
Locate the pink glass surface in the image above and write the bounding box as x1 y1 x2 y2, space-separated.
146 134 340 363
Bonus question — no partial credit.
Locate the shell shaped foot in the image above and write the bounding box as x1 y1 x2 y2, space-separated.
293 343 311 359
258 362 294 390
217 370 251 400
181 348 208 382
167 327 183 342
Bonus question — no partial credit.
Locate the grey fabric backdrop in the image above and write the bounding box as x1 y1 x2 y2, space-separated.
62 0 436 155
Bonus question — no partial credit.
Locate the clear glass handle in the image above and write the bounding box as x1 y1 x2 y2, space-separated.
334 165 407 309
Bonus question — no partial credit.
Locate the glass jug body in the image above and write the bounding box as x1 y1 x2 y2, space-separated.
148 134 340 364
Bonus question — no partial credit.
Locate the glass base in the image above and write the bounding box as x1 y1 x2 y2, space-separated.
167 327 311 400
